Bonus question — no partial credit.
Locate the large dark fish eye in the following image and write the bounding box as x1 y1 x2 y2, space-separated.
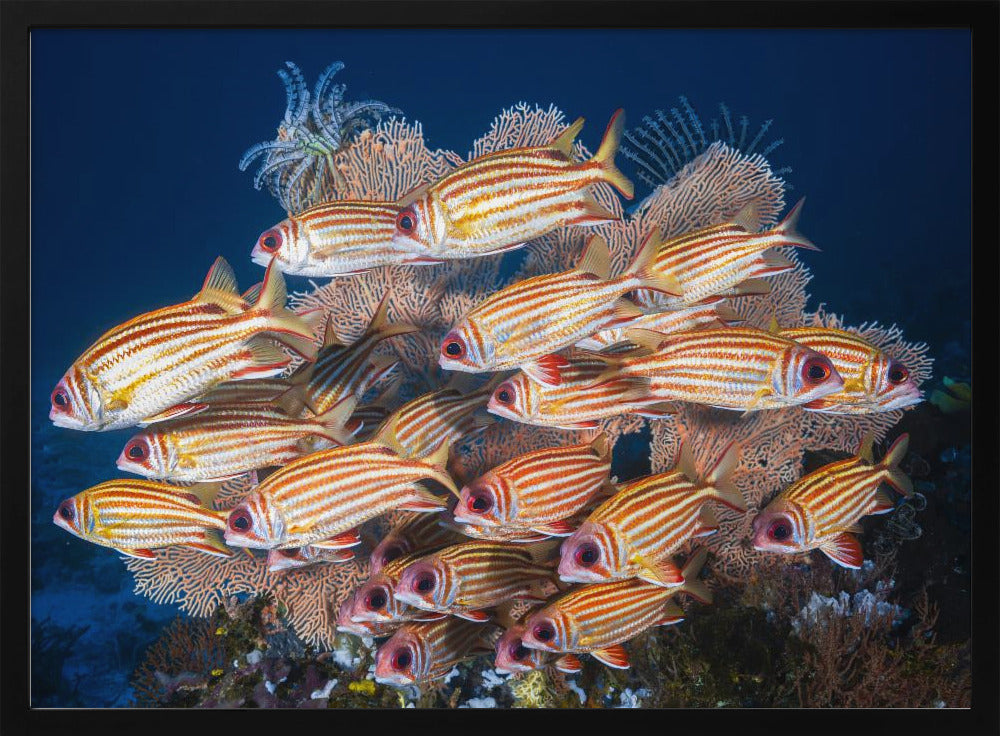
395 210 416 234
532 622 555 642
768 520 792 541
58 500 75 521
52 388 69 408
442 334 466 359
365 588 388 611
495 383 515 405
466 490 493 514
392 648 412 670
575 542 600 567
229 509 253 532
888 363 909 384
259 229 282 253
415 571 436 593
803 357 832 384
126 440 147 460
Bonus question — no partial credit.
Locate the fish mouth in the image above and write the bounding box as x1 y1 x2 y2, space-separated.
485 399 520 422
49 409 89 430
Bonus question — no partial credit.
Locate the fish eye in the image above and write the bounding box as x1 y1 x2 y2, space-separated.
888 363 909 384
51 387 70 409
415 571 436 593
125 439 147 460
278 547 300 558
532 622 555 642
803 357 832 384
57 500 75 521
574 542 600 567
466 490 493 514
442 334 466 359
229 509 253 533
392 648 412 670
395 210 416 234
258 229 282 253
495 383 515 405
768 520 792 541
365 588 388 611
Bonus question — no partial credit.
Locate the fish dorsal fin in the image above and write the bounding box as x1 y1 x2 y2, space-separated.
589 431 612 463
730 202 760 232
675 441 698 483
550 116 585 158
397 181 430 209
576 235 612 281
857 432 875 464
622 328 669 353
196 257 242 312
767 314 781 335
322 315 347 348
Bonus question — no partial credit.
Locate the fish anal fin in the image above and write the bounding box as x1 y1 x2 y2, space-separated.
454 609 491 623
121 548 157 560
632 554 685 587
868 489 895 515
590 644 630 669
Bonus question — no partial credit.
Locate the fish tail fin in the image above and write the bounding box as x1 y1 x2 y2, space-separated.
702 442 747 513
678 548 713 605
624 229 683 297
774 197 820 251
591 108 634 200
255 259 319 361
880 433 913 497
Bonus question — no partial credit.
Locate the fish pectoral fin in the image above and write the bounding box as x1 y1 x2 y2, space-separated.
840 377 867 394
454 609 491 623
590 644 630 669
120 548 157 560
632 554 685 587
818 532 863 569
742 387 772 415
554 653 583 674
521 354 570 387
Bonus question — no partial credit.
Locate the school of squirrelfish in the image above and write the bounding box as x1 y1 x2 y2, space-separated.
50 107 924 688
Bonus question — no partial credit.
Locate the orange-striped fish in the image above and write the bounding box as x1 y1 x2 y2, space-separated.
115 400 360 482
603 327 845 412
558 443 746 586
196 369 312 413
520 549 711 669
371 376 500 461
370 511 466 575
393 541 558 622
251 200 440 276
374 618 500 687
49 257 318 432
222 440 457 550
303 295 418 416
493 623 583 675
486 350 674 430
632 198 818 310
777 325 924 413
266 544 355 572
439 234 679 377
390 110 634 261
452 434 614 536
337 590 398 638
574 298 742 353
52 479 231 559
346 553 450 626
751 434 912 569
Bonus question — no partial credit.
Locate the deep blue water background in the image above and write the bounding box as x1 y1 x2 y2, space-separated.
31 29 971 706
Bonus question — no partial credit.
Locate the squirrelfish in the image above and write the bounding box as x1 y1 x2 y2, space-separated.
223 440 457 549
574 299 742 353
116 400 359 482
346 553 450 625
777 325 923 413
604 326 845 412
520 549 711 670
370 511 466 575
303 294 417 415
337 591 398 638
252 200 438 276
393 541 558 622
558 443 746 586
266 544 355 572
632 198 818 310
452 434 614 536
49 257 318 432
52 479 231 559
487 350 674 430
390 110 634 260
751 434 912 569
374 618 499 687
493 624 583 675
439 233 679 375
196 369 312 414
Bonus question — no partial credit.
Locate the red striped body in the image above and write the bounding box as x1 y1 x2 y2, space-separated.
615 327 845 411
453 435 613 533
575 299 740 352
374 618 496 686
337 590 398 638
52 480 229 559
49 258 317 431
373 384 493 460
391 111 632 260
370 511 466 575
222 441 457 549
252 201 433 276
780 327 923 413
393 541 555 620
197 374 307 406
